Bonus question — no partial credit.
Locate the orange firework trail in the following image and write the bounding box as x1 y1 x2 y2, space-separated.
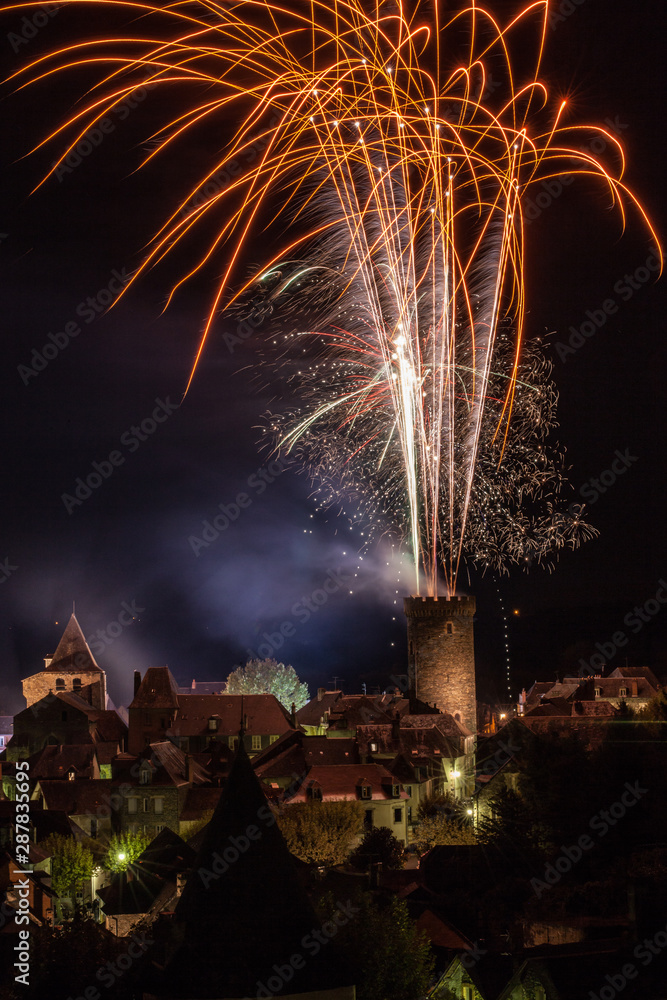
4 0 660 594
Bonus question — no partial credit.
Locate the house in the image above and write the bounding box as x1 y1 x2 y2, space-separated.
127 665 296 755
31 778 121 839
0 848 56 931
7 691 127 760
111 741 211 839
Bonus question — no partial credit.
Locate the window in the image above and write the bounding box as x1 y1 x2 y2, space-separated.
208 717 218 731
252 735 262 751
73 678 82 691
127 797 138 814
154 797 164 814
359 784 371 800
370 742 378 752
620 687 628 697
269 735 279 744
595 687 601 697
462 987 474 1000
143 798 150 812
307 784 323 801
139 767 151 785
56 678 65 691
405 786 412 797
156 824 165 833
407 806 412 824
394 808 402 824
392 784 400 798
228 736 238 749
364 809 373 830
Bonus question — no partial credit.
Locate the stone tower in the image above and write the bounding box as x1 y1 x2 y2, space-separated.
404 594 477 733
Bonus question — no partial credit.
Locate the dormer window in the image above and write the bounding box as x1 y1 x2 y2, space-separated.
392 784 400 798
595 687 602 697
139 766 151 785
307 782 322 801
619 687 628 697
67 768 76 781
358 782 372 800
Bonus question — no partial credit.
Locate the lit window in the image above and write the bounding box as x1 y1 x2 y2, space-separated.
228 736 238 749
154 797 164 814
269 735 279 744
139 767 151 785
370 742 378 752
595 687 601 697
252 735 262 751
208 717 218 731
67 769 75 781
620 688 628 697
359 784 372 800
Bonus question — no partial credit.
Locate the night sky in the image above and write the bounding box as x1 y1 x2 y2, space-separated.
1 0 665 716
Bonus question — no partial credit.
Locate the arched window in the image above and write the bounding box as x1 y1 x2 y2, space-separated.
55 678 65 691
72 678 82 691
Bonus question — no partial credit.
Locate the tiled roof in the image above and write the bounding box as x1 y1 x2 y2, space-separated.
112 741 209 786
287 763 409 802
253 732 357 783
44 614 102 673
36 779 118 815
169 693 294 737
28 745 96 779
295 691 344 726
130 666 180 709
609 665 661 688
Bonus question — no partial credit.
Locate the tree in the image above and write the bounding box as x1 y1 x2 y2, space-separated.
277 800 363 865
638 689 667 721
39 834 94 899
103 830 151 872
226 658 309 710
412 814 476 852
350 826 405 870
316 891 434 1000
417 790 465 823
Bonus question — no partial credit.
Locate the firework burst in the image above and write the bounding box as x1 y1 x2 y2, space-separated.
4 0 659 593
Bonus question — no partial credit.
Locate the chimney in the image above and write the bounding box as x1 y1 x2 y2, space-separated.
133 671 141 697
317 687 325 702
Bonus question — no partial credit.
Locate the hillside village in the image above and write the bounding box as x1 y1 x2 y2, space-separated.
1 614 666 999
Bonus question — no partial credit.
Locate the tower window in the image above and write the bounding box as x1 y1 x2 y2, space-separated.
72 678 82 691
56 678 65 691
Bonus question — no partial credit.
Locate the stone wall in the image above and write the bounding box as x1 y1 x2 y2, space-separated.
404 595 477 733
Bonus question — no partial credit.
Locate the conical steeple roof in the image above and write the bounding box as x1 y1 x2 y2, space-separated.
46 614 101 673
157 738 349 997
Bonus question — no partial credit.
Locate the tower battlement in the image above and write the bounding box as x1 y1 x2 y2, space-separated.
404 595 475 617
